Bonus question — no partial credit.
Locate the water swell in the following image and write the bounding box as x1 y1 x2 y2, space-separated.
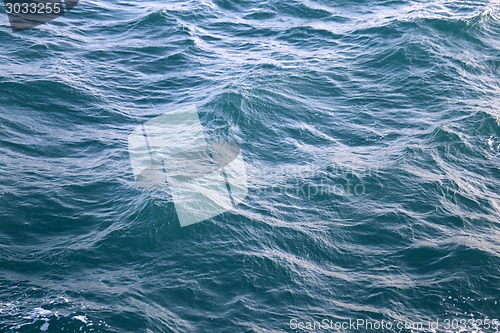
0 0 499 332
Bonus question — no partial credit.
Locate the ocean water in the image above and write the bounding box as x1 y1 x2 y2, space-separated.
0 0 499 332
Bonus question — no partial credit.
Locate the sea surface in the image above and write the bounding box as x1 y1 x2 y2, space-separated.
0 0 499 332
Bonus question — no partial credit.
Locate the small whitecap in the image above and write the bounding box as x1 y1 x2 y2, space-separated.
40 321 49 331
73 315 88 324
27 307 52 319
487 136 494 148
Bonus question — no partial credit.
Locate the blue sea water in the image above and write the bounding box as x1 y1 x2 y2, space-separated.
0 0 499 332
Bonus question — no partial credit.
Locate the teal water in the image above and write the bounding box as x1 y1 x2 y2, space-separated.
0 0 499 332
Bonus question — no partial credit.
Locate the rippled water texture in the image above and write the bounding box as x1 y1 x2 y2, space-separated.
0 0 499 332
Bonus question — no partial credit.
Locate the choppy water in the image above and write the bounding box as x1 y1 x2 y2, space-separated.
0 0 499 332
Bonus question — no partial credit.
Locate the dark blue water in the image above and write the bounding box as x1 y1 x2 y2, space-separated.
0 0 499 332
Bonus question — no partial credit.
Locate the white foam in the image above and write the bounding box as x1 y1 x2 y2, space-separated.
40 321 49 331
27 307 52 319
73 315 88 324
